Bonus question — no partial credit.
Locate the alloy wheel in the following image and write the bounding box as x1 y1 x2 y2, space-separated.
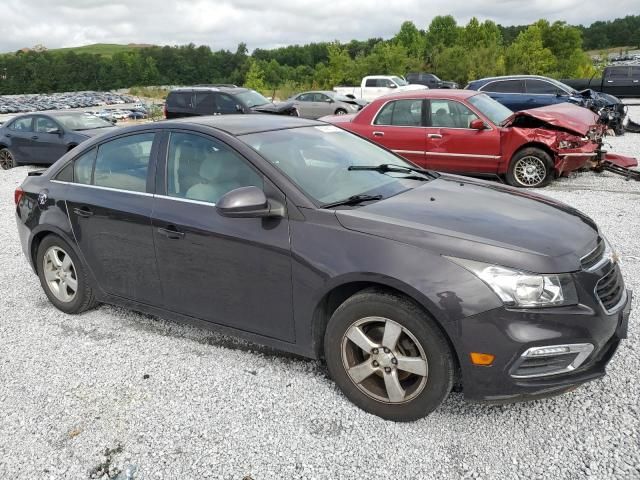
0 149 14 170
42 246 78 303
513 156 547 187
341 316 428 404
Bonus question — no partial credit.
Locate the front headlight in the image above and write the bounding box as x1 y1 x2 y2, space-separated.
447 257 578 308
348 103 359 110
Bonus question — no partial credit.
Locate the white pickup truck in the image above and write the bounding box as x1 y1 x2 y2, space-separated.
333 75 428 102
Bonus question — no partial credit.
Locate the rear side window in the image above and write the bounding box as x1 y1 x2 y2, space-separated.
365 79 377 87
374 100 423 126
93 133 155 192
526 80 560 95
55 162 74 182
632 66 640 79
168 92 193 109
606 67 629 79
73 148 97 185
194 92 215 114
10 117 33 131
482 80 525 93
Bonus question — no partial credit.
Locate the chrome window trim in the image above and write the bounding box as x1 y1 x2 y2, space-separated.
50 179 154 197
425 151 501 159
154 194 216 207
510 343 595 379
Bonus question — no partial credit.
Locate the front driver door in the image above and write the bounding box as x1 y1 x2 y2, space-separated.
151 131 295 342
424 99 501 174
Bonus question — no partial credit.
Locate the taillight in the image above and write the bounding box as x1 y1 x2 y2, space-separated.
14 187 24 205
163 104 168 119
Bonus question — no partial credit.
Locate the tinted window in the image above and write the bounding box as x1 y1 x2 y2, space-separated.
215 93 240 114
194 92 215 114
365 79 377 87
74 148 97 185
10 117 33 131
526 79 561 95
606 67 629 79
94 133 155 192
482 80 525 93
297 93 313 102
55 162 73 182
430 100 479 128
374 99 423 126
168 92 193 109
34 117 59 133
166 132 262 204
632 66 640 78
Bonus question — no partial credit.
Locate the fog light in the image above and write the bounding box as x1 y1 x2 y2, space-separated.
528 346 571 356
470 352 495 366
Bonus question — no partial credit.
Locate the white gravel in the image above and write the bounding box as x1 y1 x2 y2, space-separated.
1 110 639 480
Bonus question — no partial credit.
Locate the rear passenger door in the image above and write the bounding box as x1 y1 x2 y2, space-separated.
366 98 427 166
6 116 34 163
603 66 632 97
480 79 527 111
63 131 163 304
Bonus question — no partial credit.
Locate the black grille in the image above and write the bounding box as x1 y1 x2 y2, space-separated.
581 238 605 270
596 265 625 312
513 354 578 377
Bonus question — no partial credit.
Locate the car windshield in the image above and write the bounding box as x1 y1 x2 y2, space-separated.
240 125 425 205
547 78 578 95
468 93 513 126
237 90 271 108
392 76 408 86
55 114 113 130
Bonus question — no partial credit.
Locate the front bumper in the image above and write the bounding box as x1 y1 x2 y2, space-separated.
456 282 631 402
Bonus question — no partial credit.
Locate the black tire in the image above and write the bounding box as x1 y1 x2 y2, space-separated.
0 147 16 170
335 108 348 115
506 147 553 188
36 235 98 314
324 288 455 421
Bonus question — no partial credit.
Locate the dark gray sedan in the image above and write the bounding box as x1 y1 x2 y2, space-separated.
289 91 365 118
0 112 116 169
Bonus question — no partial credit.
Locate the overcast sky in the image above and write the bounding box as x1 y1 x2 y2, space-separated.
2 0 638 53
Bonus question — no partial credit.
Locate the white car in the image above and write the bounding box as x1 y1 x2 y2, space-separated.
333 75 428 103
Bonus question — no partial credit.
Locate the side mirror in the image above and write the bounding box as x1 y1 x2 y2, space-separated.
388 84 398 89
216 186 285 218
469 119 487 130
46 127 61 135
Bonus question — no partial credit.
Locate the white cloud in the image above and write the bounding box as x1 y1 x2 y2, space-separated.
1 0 637 53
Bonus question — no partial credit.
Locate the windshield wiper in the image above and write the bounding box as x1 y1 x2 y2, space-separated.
322 194 383 209
348 163 438 179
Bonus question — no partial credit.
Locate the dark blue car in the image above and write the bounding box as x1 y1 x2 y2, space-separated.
465 75 627 134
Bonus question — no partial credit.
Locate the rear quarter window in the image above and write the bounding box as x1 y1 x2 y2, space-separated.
168 92 193 109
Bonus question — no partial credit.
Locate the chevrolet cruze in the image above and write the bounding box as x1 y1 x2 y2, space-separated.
15 115 631 421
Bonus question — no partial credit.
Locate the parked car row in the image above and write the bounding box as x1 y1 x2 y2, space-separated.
0 91 137 114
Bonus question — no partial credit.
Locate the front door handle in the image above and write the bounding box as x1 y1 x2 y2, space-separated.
372 131 384 137
31 135 39 140
4 133 11 138
427 133 443 139
73 207 93 218
157 226 185 240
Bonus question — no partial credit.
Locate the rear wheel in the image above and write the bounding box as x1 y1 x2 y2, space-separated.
506 147 553 188
324 288 455 421
0 148 16 170
36 235 97 314
335 108 348 115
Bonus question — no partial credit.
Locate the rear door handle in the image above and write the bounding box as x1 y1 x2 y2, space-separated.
372 131 384 137
31 135 39 140
4 133 11 138
157 226 185 239
427 133 443 139
73 207 93 218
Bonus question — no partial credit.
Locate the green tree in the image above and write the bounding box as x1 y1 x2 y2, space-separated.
394 21 426 60
505 25 556 75
244 58 266 91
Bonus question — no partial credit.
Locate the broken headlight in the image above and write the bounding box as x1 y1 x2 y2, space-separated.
448 257 578 308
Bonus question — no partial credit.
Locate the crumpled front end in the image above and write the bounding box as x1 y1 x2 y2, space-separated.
573 90 628 135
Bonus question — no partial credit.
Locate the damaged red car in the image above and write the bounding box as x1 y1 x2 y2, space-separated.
322 90 637 187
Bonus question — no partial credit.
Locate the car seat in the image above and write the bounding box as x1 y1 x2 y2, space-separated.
433 108 455 128
185 151 256 204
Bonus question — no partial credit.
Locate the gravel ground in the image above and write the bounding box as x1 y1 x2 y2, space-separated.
1 111 639 480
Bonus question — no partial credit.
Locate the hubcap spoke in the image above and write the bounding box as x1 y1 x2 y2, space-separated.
47 249 62 268
65 276 78 292
395 355 428 376
381 320 402 351
61 254 72 272
44 268 58 282
345 325 378 353
42 246 77 303
383 370 406 402
347 360 378 384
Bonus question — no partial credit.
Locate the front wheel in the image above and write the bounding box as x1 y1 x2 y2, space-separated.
324 288 455 421
506 147 553 188
0 148 16 170
335 108 347 115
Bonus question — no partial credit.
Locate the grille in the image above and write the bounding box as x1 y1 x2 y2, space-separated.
596 265 625 312
581 238 605 270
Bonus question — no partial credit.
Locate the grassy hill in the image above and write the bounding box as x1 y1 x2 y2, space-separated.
2 43 154 57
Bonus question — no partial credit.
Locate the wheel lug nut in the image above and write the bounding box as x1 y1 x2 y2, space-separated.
372 348 379 354
391 358 397 365
384 367 391 373
383 347 390 353
372 360 379 367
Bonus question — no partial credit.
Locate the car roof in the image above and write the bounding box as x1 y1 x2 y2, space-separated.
374 89 479 101
168 114 324 136
471 75 554 84
169 86 250 94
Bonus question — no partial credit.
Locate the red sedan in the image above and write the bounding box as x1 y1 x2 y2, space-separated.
322 90 636 187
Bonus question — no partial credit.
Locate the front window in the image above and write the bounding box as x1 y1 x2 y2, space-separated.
429 100 479 128
240 126 422 205
55 114 113 131
468 93 513 126
35 117 59 133
236 90 270 108
392 76 408 86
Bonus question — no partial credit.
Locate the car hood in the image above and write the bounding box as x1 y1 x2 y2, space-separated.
335 176 598 273
504 103 599 136
319 113 357 123
251 101 295 114
72 126 118 137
